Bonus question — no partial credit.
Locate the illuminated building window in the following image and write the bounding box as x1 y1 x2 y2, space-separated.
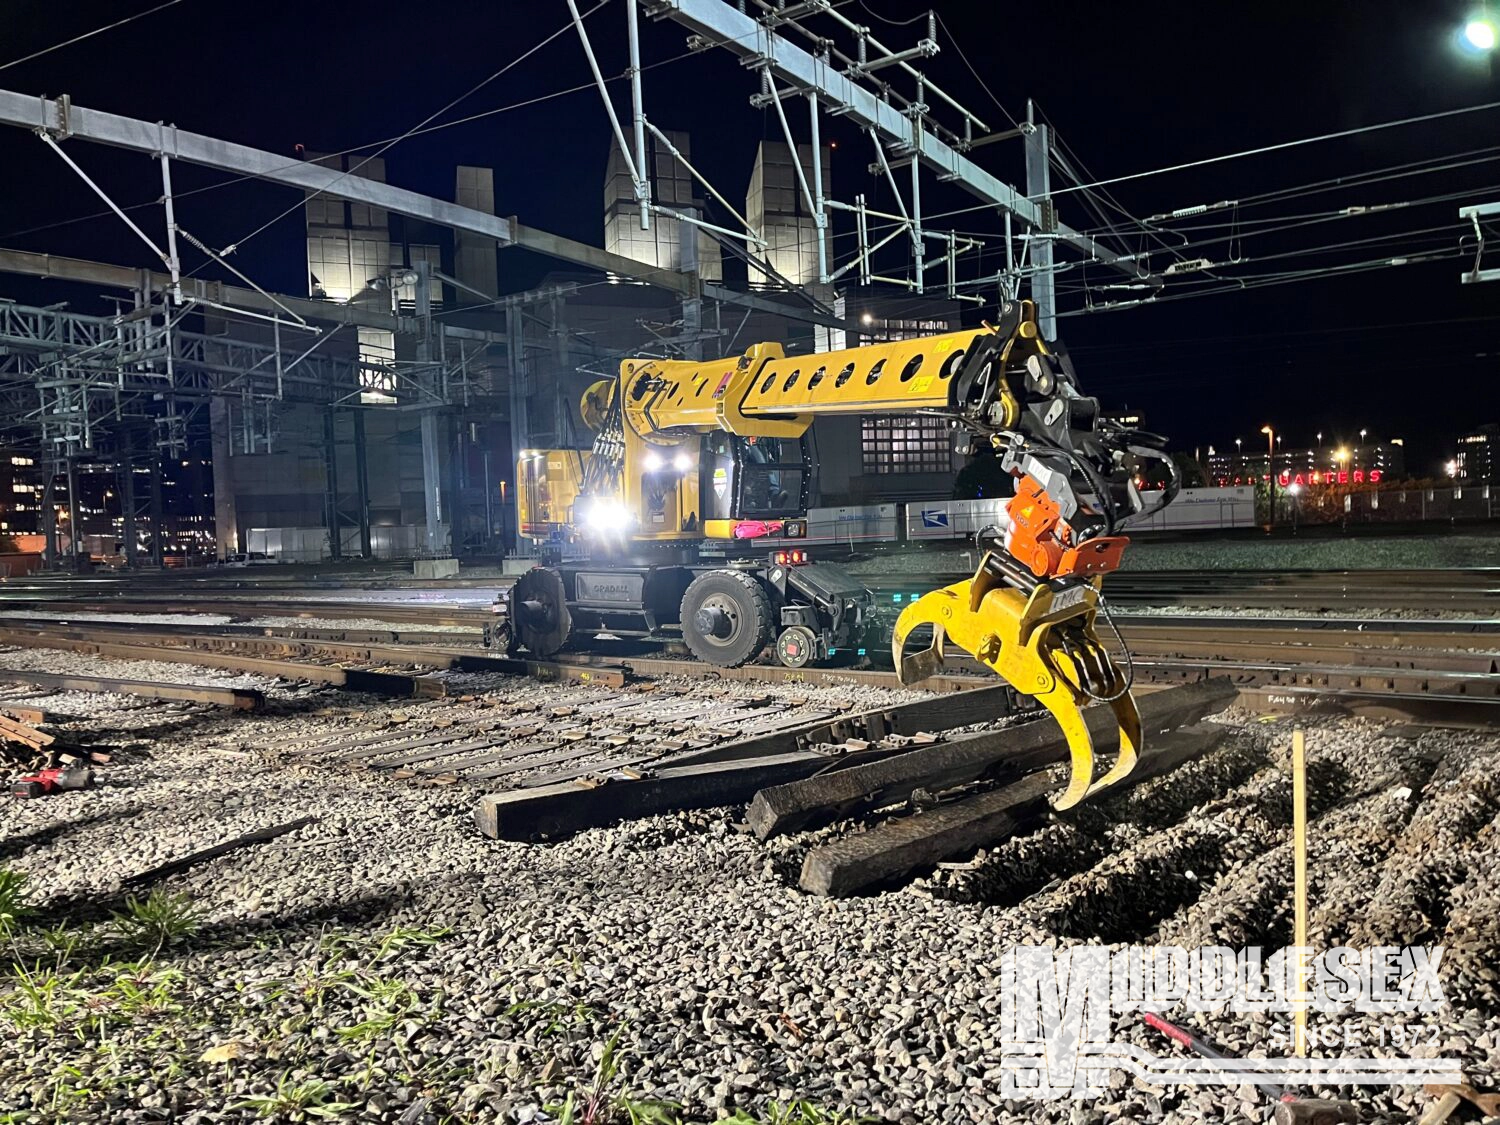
861 415 952 475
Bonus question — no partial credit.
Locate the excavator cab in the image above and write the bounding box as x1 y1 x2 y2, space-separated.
700 432 812 540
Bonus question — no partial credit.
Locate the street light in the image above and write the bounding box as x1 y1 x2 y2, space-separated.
1261 425 1275 528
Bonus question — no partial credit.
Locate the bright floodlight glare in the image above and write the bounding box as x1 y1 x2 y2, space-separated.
673 452 692 472
1465 18 1497 50
643 451 664 471
585 498 629 532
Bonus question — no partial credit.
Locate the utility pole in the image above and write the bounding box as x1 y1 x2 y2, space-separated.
323 408 342 561
415 261 447 558
353 411 372 559
1024 103 1057 341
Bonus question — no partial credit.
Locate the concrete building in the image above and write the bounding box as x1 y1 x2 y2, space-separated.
603 130 722 282
1207 438 1405 486
1455 424 1499 483
746 140 831 289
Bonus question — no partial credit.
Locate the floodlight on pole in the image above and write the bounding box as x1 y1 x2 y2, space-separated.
1261 425 1276 528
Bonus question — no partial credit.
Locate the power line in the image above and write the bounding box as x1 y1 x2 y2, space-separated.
202 0 609 265
1066 247 1465 315
853 1 930 28
0 0 188 74
1052 99 1500 197
931 12 1021 131
1066 313 1500 356
0 4 761 248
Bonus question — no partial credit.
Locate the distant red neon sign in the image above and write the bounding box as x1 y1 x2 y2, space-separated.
1278 470 1381 487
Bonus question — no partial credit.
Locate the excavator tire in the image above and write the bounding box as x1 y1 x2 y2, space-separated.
680 569 774 668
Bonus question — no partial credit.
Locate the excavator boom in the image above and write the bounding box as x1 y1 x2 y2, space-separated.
516 299 1178 807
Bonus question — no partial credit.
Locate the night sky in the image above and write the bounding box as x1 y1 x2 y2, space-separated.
2 0 1497 475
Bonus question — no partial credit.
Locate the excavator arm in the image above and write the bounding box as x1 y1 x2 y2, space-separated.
567 299 1178 806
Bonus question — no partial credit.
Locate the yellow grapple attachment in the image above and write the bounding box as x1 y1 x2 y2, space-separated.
891 552 1142 810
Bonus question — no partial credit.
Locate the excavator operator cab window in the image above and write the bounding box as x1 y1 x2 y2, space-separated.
701 433 810 522
737 436 807 519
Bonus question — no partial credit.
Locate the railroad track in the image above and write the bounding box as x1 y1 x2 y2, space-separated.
871 568 1500 614
5 565 1498 617
0 609 1494 720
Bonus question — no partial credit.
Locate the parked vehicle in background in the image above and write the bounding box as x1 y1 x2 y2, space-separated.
220 551 277 568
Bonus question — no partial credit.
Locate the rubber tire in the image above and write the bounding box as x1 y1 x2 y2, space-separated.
680 569 774 668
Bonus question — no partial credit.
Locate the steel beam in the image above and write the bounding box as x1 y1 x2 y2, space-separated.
654 0 1147 280
0 91 513 246
0 92 854 331
1025 123 1056 340
0 247 419 335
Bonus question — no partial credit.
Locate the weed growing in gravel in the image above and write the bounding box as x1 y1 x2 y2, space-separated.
233 1072 359 1121
0 869 31 938
2 964 87 1029
335 973 421 1042
547 1030 681 1125
722 1102 875 1125
92 965 184 1028
110 888 204 957
506 997 598 1037
373 924 451 959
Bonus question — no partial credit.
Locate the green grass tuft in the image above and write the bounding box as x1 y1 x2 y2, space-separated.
233 1073 359 1121
110 888 204 956
0 868 32 938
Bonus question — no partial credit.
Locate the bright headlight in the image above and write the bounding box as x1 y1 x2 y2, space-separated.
584 498 630 532
643 451 664 471
673 452 692 472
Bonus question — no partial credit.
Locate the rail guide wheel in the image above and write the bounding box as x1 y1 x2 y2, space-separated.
775 625 818 669
510 566 573 658
680 569 774 667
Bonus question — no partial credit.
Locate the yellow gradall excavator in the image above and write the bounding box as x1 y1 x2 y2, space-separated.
502 299 1179 807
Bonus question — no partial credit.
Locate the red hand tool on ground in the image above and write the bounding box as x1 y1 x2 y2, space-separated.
9 766 94 799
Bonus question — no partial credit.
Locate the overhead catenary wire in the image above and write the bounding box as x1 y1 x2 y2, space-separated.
198 0 611 267
0 9 774 247
1051 99 1500 197
0 0 188 74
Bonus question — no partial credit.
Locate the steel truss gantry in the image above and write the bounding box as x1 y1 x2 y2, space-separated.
0 299 489 453
567 0 1157 333
1461 200 1500 284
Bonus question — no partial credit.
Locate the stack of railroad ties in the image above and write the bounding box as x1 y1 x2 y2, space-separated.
475 675 1238 897
0 702 104 799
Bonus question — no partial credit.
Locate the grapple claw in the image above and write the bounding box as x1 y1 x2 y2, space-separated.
891 586 961 685
891 552 1141 809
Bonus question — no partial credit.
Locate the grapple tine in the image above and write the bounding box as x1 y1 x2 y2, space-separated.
892 559 1144 811
1034 679 1097 811
892 619 947 685
1086 677 1142 796
892 586 965 686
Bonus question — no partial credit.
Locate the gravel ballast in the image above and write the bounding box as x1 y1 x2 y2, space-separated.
0 648 1497 1123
